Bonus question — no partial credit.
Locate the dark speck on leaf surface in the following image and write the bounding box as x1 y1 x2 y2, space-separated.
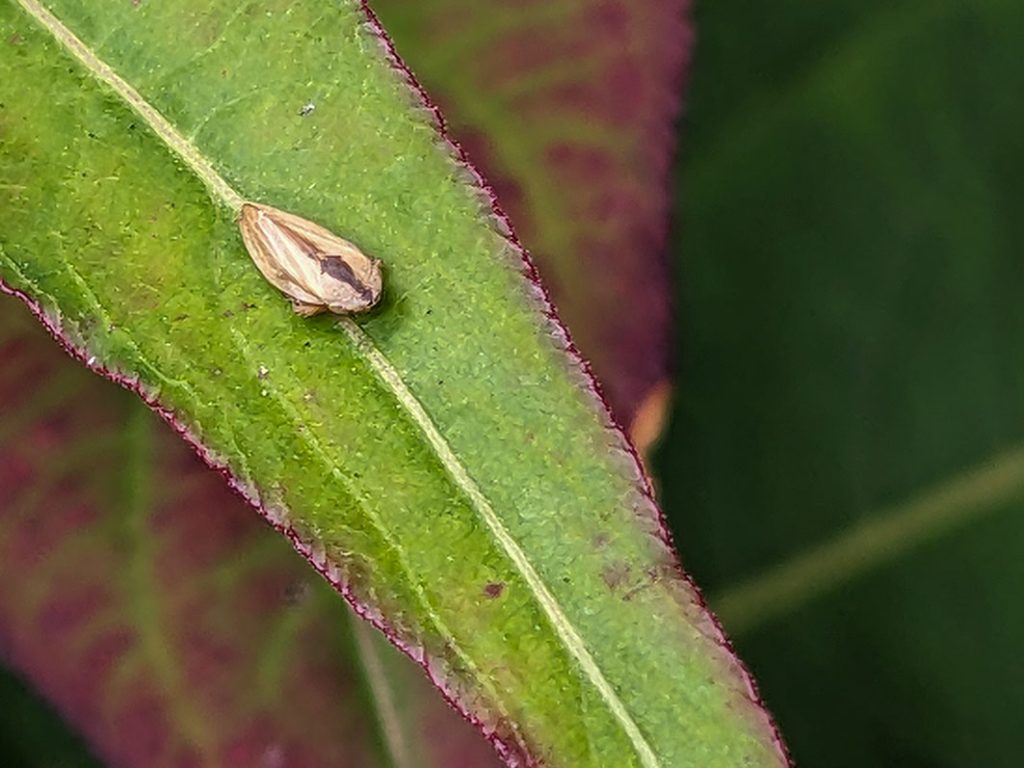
483 582 504 599
283 580 310 606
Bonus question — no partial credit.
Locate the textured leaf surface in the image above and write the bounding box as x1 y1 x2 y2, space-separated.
372 0 689 436
658 0 1024 765
0 293 500 767
0 1 782 766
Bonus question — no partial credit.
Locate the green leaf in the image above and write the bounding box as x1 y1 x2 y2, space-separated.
659 0 1024 765
0 292 501 767
372 0 689 432
0 1 783 766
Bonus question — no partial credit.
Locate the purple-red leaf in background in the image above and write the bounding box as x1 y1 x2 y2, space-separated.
372 0 690 447
0 296 502 767
1 0 690 764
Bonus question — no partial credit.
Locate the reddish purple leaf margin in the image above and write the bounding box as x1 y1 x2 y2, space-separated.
370 0 688 440
0 295 502 767
0 0 791 764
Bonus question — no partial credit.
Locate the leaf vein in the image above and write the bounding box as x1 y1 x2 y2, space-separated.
16 1 661 763
340 318 660 768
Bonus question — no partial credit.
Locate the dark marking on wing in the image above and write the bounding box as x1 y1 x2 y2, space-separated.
288 228 373 301
319 254 373 301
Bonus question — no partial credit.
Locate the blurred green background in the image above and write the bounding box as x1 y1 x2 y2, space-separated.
656 0 1024 766
4 0 1024 765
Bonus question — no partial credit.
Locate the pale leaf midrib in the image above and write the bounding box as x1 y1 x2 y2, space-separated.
14 1 661 765
226 327 506 727
340 318 660 767
14 0 243 211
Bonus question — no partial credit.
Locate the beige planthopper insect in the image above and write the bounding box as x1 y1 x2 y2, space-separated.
238 202 383 316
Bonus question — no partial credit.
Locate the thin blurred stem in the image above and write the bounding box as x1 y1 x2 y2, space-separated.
351 619 417 768
713 445 1024 636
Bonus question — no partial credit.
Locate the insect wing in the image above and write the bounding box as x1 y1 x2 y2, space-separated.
238 203 383 314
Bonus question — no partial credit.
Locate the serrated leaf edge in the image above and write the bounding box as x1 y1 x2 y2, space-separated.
13 0 665 764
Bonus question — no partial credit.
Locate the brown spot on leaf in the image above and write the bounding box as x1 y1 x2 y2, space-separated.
483 582 505 599
283 580 311 606
622 566 669 602
601 562 631 590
